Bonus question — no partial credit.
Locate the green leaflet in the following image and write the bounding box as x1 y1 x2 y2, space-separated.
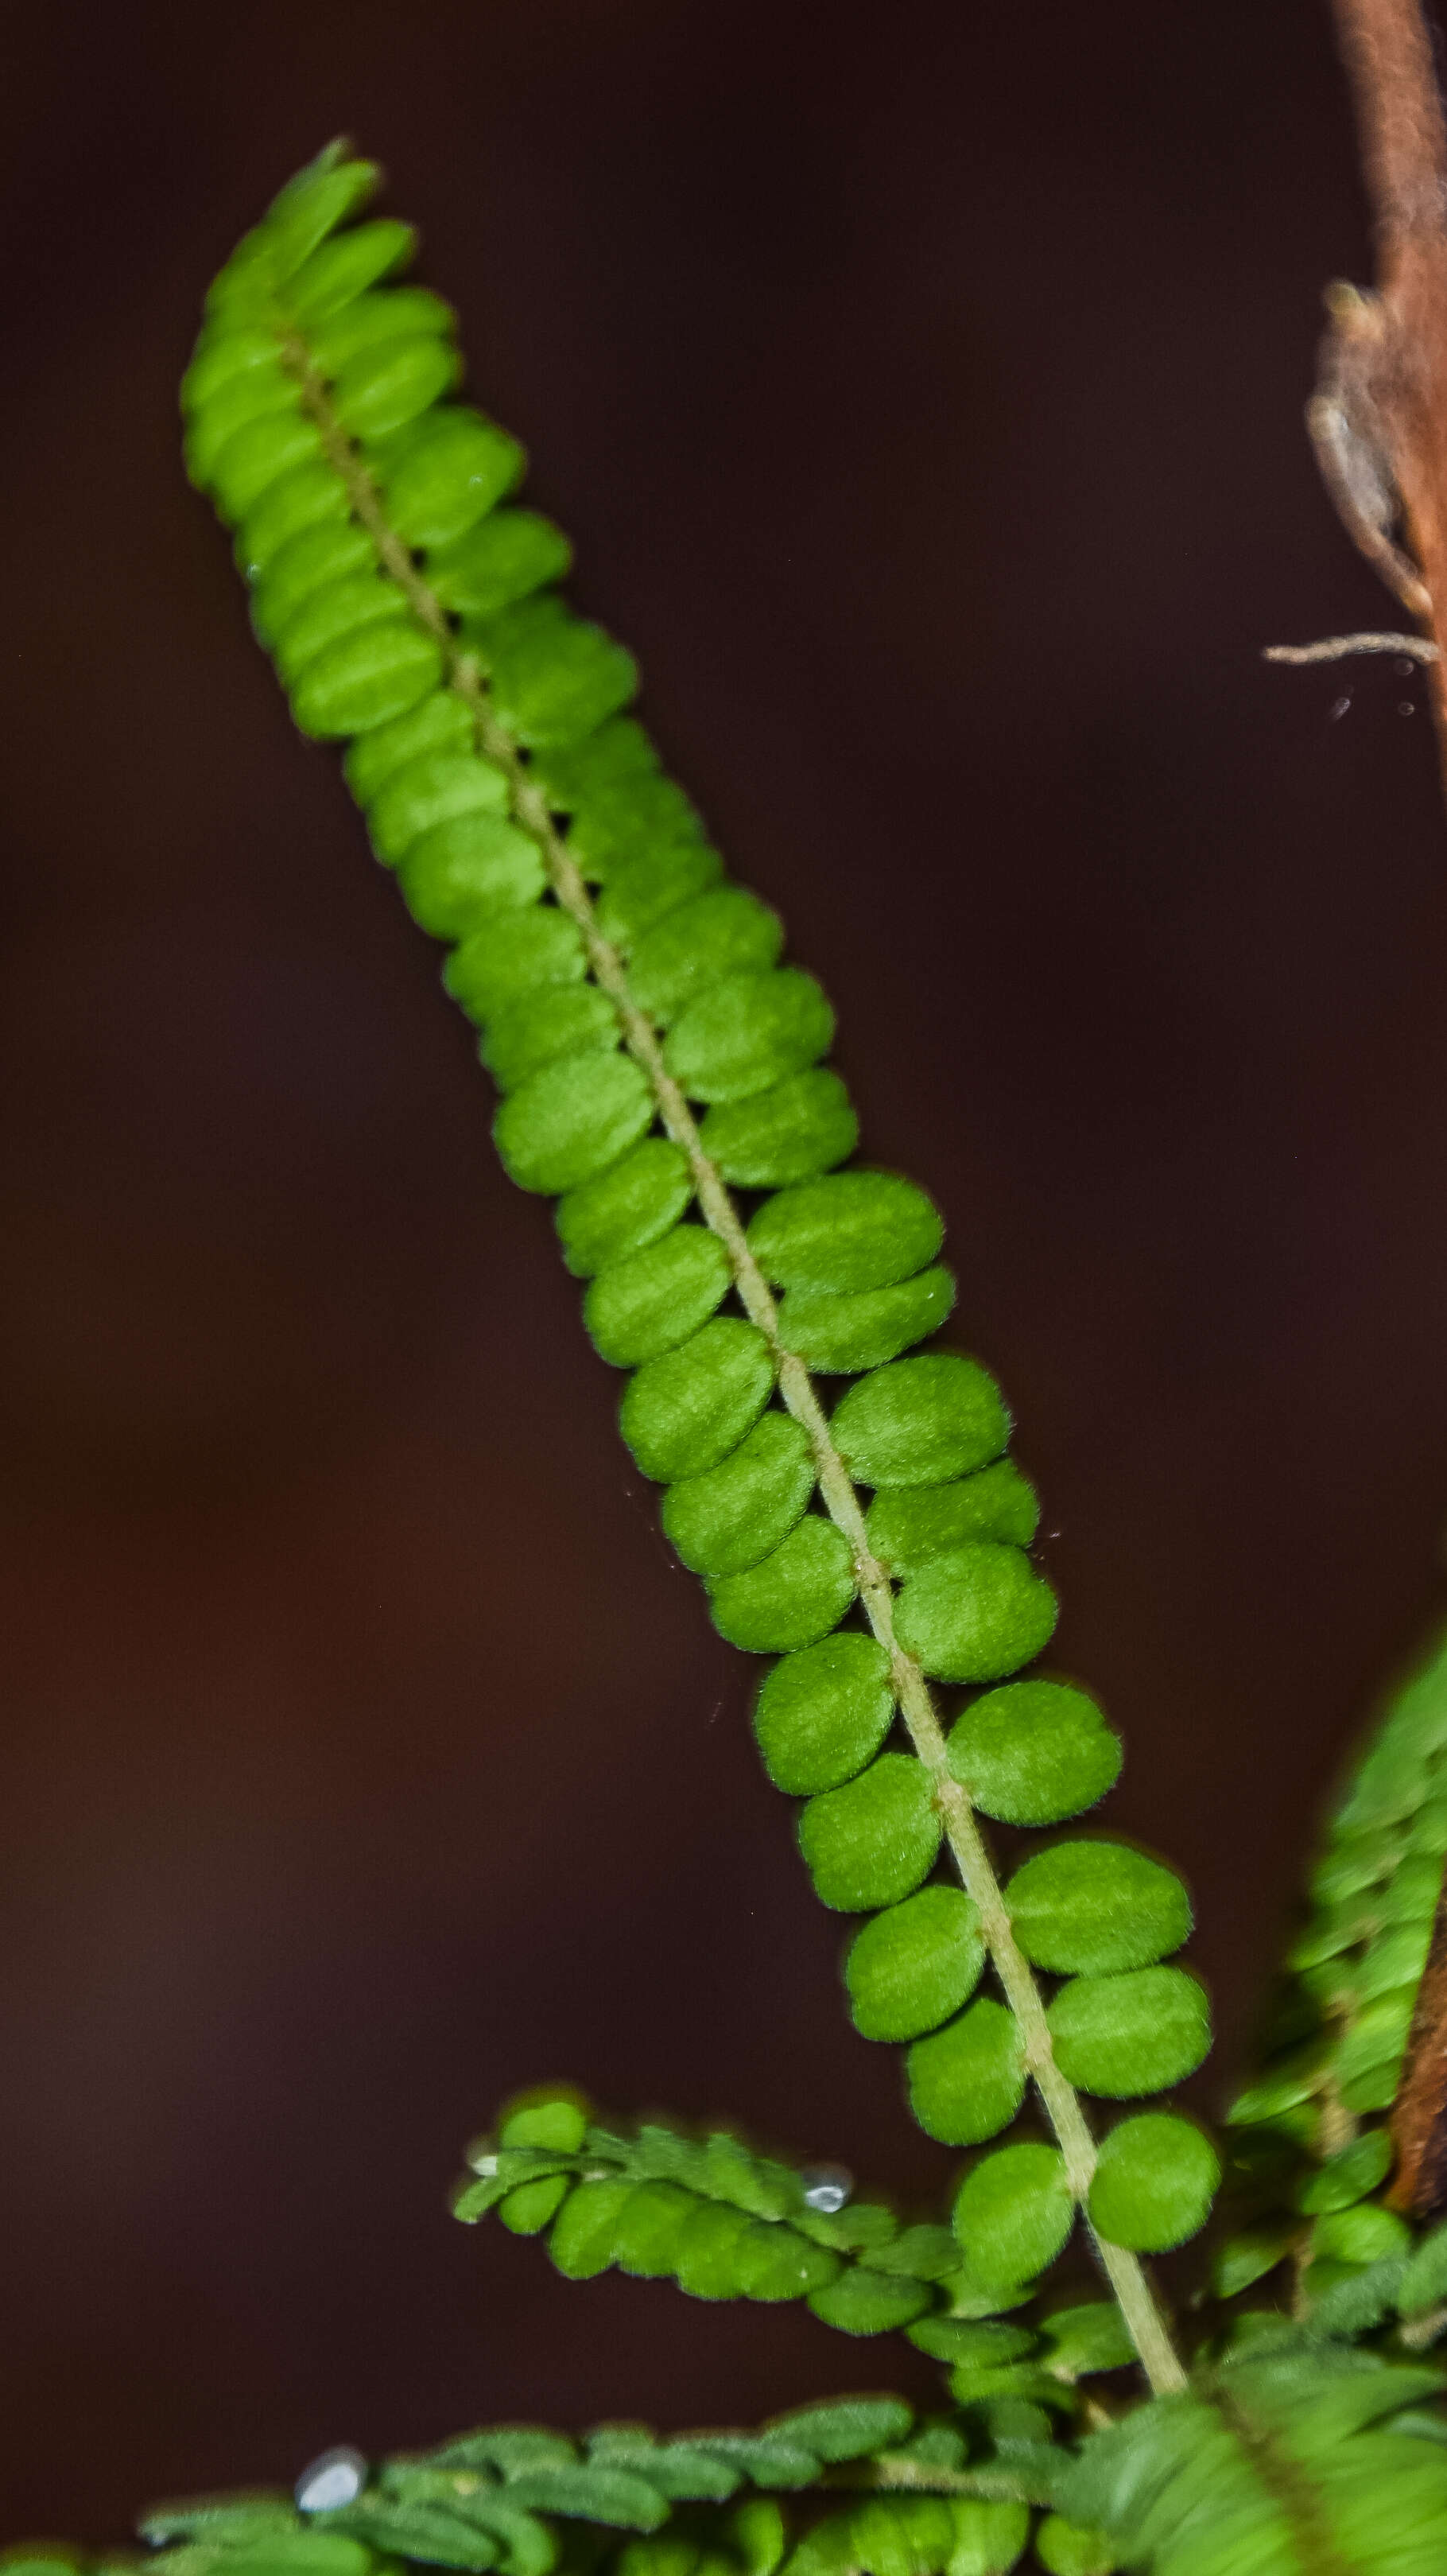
747 1174 945 1294
947 1684 1122 1828
952 2146 1076 2290
1003 1844 1192 1977
908 2000 1026 2147
184 140 1218 2400
1085 2116 1220 2255
662 1413 817 1579
1031 2517 1118 2576
780 2496 1030 2576
845 1886 987 2042
863 1467 1040 1576
751 1634 895 1794
797 1755 942 1910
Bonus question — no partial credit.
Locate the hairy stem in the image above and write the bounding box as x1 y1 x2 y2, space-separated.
283 340 1187 2399
828 2452 1057 2505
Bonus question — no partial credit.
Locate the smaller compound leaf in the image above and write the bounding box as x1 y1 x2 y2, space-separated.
184 143 1217 2428
454 2088 980 2340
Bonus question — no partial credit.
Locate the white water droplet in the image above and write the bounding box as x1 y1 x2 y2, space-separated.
296 2447 367 2512
801 2163 853 2214
1329 694 1352 721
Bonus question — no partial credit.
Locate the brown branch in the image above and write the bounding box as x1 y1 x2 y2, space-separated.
1326 0 1447 779
1389 1880 1447 2218
1333 0 1447 243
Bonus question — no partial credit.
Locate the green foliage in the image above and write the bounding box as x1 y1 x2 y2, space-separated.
747 1175 944 1295
863 1467 1041 1576
693 1071 858 1187
619 1321 775 1484
1056 2339 1447 2574
893 1545 1058 1688
662 1416 817 1580
1212 1624 1447 2337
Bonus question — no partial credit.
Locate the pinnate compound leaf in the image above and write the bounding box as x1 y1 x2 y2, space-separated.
184 142 1221 2369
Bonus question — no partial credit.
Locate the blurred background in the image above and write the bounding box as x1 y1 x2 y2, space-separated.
5 0 1447 2535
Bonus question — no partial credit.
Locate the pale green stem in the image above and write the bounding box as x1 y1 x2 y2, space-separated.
281 336 1188 2400
830 2451 1057 2505
1399 2299 1447 2350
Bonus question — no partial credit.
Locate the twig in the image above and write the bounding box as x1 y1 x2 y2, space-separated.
1325 0 1447 788
1263 630 1439 661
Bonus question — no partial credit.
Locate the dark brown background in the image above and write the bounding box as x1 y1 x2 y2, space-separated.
5 0 1447 2538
